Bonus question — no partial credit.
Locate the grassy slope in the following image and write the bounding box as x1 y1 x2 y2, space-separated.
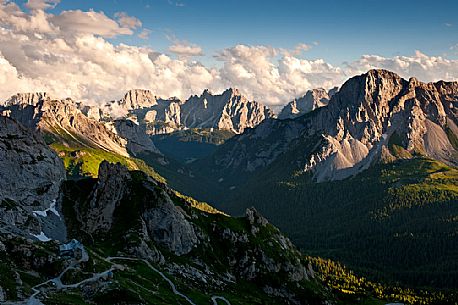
49 142 165 183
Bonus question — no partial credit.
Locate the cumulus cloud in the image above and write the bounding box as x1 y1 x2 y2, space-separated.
50 10 135 37
1 2 458 110
25 0 60 11
289 43 312 56
345 50 458 82
169 43 204 57
114 12 142 30
216 44 344 106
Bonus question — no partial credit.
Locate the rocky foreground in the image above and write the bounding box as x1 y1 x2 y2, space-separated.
0 114 334 304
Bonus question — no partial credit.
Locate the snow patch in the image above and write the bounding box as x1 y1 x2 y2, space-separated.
31 232 51 242
33 200 60 219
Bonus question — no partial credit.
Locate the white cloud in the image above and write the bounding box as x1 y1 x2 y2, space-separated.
114 12 142 30
169 41 204 57
138 28 152 40
25 0 60 11
0 2 458 110
288 43 312 56
215 44 344 106
50 10 134 38
345 50 458 82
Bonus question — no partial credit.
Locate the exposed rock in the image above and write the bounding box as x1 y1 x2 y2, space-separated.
278 88 335 120
0 95 129 157
202 69 458 183
103 88 274 135
112 119 161 156
78 104 102 121
0 115 66 240
82 161 131 235
103 89 182 135
119 89 158 110
181 88 274 134
142 188 198 256
125 221 165 264
246 207 268 227
4 92 50 107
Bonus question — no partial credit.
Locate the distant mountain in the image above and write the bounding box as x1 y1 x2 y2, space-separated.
1 93 130 157
278 87 338 120
196 69 457 185
181 88 274 133
103 88 274 135
176 69 458 290
0 93 163 177
103 89 183 134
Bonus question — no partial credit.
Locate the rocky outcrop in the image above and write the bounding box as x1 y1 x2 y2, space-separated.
181 88 274 134
0 115 66 240
82 161 132 235
112 119 161 156
119 89 158 110
138 98 182 135
74 161 198 255
142 190 198 256
278 88 336 120
103 88 274 135
199 69 458 183
103 89 182 135
4 92 50 107
0 95 129 157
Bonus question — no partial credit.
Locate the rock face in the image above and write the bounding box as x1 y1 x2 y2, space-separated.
278 88 337 120
120 89 158 110
74 161 198 256
181 88 275 134
63 162 322 304
198 69 458 183
103 88 274 135
0 115 66 240
82 161 132 235
103 89 182 135
112 119 161 156
142 189 198 256
1 94 129 157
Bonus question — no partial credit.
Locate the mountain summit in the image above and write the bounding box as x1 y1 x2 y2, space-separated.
198 69 457 183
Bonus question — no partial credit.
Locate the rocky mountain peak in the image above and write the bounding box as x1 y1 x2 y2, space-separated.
4 92 50 107
120 89 158 110
181 88 274 134
224 87 241 97
0 94 130 157
335 69 405 110
278 87 334 120
204 69 457 184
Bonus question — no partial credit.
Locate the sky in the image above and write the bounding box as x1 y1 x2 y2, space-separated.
1 0 458 109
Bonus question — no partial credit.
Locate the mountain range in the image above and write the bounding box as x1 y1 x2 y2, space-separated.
0 69 457 305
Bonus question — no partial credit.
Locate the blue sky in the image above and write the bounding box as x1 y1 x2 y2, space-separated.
13 0 458 65
2 0 458 106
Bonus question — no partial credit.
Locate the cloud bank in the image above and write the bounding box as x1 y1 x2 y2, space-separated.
1 1 458 109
